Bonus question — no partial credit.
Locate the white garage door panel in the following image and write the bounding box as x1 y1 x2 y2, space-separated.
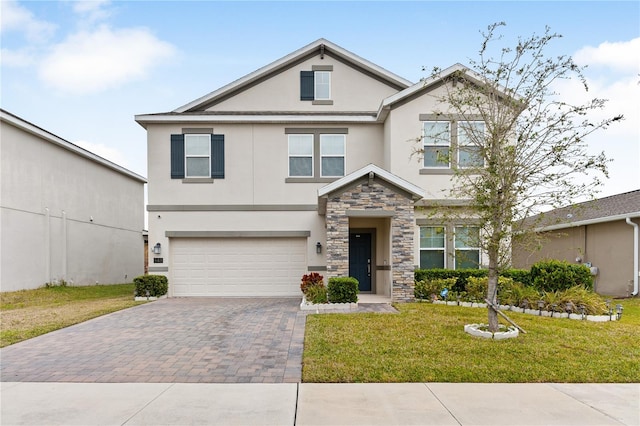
171 238 307 296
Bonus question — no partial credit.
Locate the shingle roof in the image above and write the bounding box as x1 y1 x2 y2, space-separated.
526 189 640 231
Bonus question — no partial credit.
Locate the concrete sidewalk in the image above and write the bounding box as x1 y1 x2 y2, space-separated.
2 382 638 425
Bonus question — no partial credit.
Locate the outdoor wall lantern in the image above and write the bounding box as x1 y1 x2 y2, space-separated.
316 242 322 254
153 242 162 255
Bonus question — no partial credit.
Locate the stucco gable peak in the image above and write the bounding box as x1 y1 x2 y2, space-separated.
173 38 413 113
318 164 425 201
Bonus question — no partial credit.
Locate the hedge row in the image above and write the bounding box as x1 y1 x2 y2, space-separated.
415 260 592 293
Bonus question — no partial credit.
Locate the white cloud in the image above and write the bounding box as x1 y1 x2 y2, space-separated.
0 47 35 67
74 139 130 169
552 38 640 197
72 0 112 25
39 25 176 95
574 38 640 74
0 0 56 42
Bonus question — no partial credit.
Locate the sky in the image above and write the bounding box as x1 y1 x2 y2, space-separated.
2 0 639 203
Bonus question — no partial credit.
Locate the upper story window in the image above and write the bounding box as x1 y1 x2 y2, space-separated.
285 128 347 182
170 131 225 181
454 226 480 269
419 226 446 269
314 71 331 100
300 66 333 105
423 121 451 168
185 134 211 178
320 134 345 177
419 116 486 174
288 134 314 177
458 121 485 168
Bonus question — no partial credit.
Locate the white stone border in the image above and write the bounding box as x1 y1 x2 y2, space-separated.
134 295 168 302
464 323 519 340
300 296 358 312
428 299 617 322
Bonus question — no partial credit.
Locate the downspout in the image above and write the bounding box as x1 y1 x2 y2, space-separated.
62 211 67 283
45 207 51 285
626 217 639 296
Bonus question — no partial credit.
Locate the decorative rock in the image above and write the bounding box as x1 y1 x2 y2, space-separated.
464 323 519 340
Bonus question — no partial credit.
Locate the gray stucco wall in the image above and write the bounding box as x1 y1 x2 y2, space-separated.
1 116 145 291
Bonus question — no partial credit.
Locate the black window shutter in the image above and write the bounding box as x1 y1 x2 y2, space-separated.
170 134 185 179
211 134 225 179
300 71 314 100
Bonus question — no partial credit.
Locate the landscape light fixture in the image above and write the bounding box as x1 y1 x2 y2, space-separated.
153 243 161 255
551 304 557 318
316 242 322 254
579 304 586 320
616 304 623 320
538 300 545 316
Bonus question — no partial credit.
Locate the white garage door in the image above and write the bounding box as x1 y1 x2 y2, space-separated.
171 238 307 296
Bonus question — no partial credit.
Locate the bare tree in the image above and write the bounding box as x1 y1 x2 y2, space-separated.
421 22 622 332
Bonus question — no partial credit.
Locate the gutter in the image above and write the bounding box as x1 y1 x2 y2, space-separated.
626 217 639 296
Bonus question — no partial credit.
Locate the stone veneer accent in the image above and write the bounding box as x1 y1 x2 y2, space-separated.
325 178 416 302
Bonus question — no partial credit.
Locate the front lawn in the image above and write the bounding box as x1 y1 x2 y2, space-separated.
0 284 145 347
303 298 640 383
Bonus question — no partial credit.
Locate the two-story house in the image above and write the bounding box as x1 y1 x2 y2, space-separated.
136 39 485 301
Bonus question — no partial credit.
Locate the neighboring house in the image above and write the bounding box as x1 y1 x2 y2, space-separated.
0 109 147 292
136 38 491 301
512 190 640 298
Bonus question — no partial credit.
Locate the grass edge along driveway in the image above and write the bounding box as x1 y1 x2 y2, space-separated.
1 284 145 348
303 298 640 383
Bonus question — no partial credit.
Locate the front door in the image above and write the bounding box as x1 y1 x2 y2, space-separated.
349 233 372 292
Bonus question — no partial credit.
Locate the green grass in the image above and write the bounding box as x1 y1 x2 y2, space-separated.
1 284 145 347
303 298 640 383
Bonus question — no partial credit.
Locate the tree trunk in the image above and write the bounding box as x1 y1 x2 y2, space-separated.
487 236 500 332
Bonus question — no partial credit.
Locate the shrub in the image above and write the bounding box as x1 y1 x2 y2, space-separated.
500 269 532 287
530 260 593 292
465 276 488 302
414 278 457 300
305 285 328 304
414 269 487 292
301 272 324 296
552 285 608 315
327 277 359 303
134 275 168 297
497 279 541 307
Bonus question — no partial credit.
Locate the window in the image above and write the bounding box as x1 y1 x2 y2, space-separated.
320 134 345 177
300 67 333 102
454 226 480 269
170 133 225 180
419 227 446 269
185 134 211 178
288 134 314 177
314 71 331 100
458 121 484 168
423 121 450 168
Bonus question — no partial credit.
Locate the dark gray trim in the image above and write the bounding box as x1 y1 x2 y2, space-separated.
418 114 483 121
148 266 169 272
308 266 327 271
346 210 395 218
376 265 391 271
416 218 480 226
148 205 318 212
181 178 214 184
312 65 333 71
420 168 455 175
182 128 213 134
285 177 338 184
285 128 348 134
312 100 334 105
166 231 311 238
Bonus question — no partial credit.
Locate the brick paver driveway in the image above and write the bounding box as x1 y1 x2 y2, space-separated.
0 298 305 383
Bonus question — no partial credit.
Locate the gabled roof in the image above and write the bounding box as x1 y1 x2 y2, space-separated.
318 163 425 200
1 109 146 183
174 38 413 114
526 190 640 232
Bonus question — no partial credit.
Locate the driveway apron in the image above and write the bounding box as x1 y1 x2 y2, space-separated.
0 298 306 383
